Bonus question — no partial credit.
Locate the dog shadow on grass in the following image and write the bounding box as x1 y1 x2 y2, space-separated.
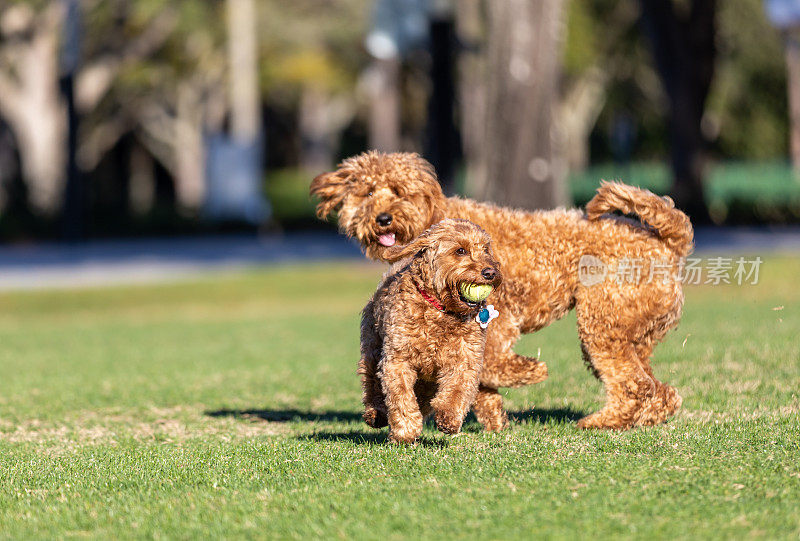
457 407 586 432
206 406 585 446
206 408 363 424
206 408 455 447
304 407 585 445
300 431 449 448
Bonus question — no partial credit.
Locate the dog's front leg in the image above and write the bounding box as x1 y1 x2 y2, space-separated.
471 319 548 432
380 358 423 444
430 360 482 435
480 318 548 389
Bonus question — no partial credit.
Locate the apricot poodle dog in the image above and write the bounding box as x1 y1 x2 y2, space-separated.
312 151 693 431
360 218 502 443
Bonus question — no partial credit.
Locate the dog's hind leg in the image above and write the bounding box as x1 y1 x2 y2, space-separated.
575 303 682 430
575 339 655 429
358 353 388 428
629 331 682 427
359 306 388 428
472 386 508 432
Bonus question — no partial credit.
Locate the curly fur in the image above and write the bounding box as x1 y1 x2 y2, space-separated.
359 219 502 443
316 151 693 431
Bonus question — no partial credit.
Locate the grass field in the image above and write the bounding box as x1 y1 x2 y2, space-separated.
1 257 799 539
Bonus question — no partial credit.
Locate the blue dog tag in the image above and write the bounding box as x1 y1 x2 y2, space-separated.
476 305 499 329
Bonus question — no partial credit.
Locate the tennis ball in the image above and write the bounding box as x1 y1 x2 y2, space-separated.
459 283 493 302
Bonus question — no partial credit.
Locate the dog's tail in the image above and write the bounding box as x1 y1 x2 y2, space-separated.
586 181 694 258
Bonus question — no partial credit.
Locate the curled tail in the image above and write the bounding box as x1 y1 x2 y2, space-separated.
586 181 694 258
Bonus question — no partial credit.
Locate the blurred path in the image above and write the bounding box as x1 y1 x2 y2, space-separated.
693 226 800 253
0 231 363 290
0 226 798 290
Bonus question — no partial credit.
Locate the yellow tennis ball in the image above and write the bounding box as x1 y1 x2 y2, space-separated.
459 283 493 302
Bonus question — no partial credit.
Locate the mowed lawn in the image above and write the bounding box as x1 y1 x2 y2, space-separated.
0 257 798 539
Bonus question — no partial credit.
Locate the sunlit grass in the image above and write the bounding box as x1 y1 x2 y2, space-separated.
0 258 798 538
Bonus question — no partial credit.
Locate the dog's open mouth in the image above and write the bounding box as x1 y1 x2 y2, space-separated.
458 282 493 307
377 232 396 247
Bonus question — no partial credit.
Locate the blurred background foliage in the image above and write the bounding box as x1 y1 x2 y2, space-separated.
0 0 798 241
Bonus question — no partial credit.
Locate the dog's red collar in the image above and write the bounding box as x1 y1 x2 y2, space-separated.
416 284 444 312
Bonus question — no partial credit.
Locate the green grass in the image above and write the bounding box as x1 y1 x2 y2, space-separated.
1 258 799 539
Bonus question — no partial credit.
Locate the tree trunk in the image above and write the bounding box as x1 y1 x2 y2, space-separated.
12 99 65 215
559 66 610 171
129 143 155 215
425 9 460 193
455 0 488 198
299 86 334 172
227 0 261 143
137 80 210 213
173 83 206 211
0 4 65 215
365 58 401 152
640 0 716 223
785 29 800 176
0 2 177 217
479 0 569 210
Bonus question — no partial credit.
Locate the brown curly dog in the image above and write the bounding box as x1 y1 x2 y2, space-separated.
360 219 502 443
312 151 693 431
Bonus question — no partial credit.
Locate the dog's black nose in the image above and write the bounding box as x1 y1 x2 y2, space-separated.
375 213 393 226
482 268 496 280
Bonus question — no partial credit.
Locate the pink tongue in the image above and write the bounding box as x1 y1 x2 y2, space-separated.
378 233 396 247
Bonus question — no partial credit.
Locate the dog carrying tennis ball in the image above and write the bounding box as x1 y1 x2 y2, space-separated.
459 283 493 303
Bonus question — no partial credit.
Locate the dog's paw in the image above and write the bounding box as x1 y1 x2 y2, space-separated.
481 355 548 388
434 410 464 435
388 430 419 444
518 358 549 385
576 410 631 430
480 414 509 433
363 407 388 429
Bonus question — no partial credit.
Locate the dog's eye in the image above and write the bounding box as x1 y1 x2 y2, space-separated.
455 247 467 256
367 191 373 197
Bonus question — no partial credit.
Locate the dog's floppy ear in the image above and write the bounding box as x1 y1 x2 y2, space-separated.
383 220 450 262
382 233 433 263
309 171 350 219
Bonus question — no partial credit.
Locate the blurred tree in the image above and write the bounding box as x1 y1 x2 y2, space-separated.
711 0 787 161
425 0 460 192
128 1 227 212
89 0 366 212
0 0 175 216
477 0 569 210
785 32 800 173
455 0 487 196
0 2 64 215
560 1 640 171
259 0 368 171
227 0 260 144
574 0 789 168
201 0 269 224
640 0 717 222
363 56 400 153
